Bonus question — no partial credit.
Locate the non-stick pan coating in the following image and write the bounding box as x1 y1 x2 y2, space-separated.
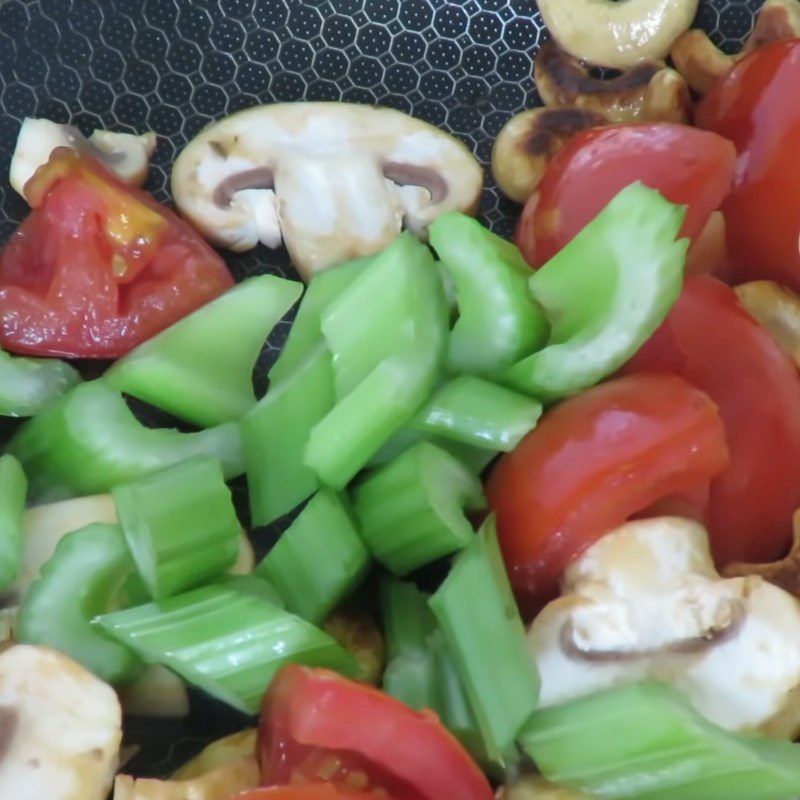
0 0 765 778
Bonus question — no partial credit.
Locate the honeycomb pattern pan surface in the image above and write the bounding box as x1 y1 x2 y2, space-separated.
0 0 763 778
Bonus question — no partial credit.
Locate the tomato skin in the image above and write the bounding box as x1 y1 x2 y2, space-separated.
258 665 492 800
696 41 800 291
486 374 729 609
516 123 736 268
234 788 385 800
624 276 800 566
0 152 234 358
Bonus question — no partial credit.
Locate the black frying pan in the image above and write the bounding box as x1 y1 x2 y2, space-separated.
0 0 764 779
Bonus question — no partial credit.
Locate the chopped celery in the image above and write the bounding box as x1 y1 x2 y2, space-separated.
243 345 335 525
305 244 448 488
429 518 539 762
430 212 549 376
353 442 485 575
255 489 369 624
95 581 359 714
105 275 302 427
321 235 423 398
9 381 244 501
505 183 687 401
0 351 80 417
520 680 800 800
412 376 542 451
113 457 241 599
17 523 146 684
269 256 373 385
0 455 26 590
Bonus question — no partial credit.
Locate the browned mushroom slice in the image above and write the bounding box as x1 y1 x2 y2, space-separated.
724 510 800 599
491 107 607 203
735 280 800 366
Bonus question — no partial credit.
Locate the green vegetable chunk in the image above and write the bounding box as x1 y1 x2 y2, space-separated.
413 375 542 451
243 345 336 526
113 457 241 599
17 523 146 684
95 581 359 714
255 489 369 624
353 441 485 576
8 381 244 501
0 351 80 418
520 680 800 800
0 454 26 590
429 517 539 762
505 182 688 401
430 212 549 376
105 275 302 427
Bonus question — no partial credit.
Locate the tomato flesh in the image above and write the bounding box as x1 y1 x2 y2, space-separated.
486 374 729 610
234 788 385 800
0 150 234 358
516 123 735 268
624 276 800 566
697 41 800 291
258 665 492 800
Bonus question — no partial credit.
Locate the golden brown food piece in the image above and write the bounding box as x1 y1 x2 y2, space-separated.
497 775 590 799
172 730 257 781
735 280 800 366
323 604 386 685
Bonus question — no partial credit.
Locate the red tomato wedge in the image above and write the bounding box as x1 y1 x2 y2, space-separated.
234 788 386 800
696 41 800 291
624 276 800 566
0 149 234 358
516 123 736 268
257 665 493 800
486 374 729 611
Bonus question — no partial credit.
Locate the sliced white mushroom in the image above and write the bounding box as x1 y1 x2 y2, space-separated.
0 644 122 800
537 0 699 69
529 517 800 738
9 118 156 202
171 102 483 280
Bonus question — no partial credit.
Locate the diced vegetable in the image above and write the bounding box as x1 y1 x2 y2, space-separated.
505 182 687 401
429 518 539 762
322 605 385 686
413 376 542 451
519 680 800 800
243 345 335 525
113 457 241 599
430 212 549 376
95 581 358 714
119 664 190 719
0 350 80 417
0 455 26 590
269 256 373 386
353 441 485 576
8 380 244 501
105 275 302 427
255 489 369 624
17 523 146 683
304 233 448 488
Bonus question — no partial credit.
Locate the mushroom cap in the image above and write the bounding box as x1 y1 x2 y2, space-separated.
0 645 121 800
170 102 483 279
537 0 700 70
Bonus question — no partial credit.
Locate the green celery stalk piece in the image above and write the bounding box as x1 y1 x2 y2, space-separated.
305 237 448 489
412 375 542 451
255 489 369 624
95 580 359 714
430 212 549 376
505 182 688 401
113 457 241 599
105 275 302 427
270 256 374 386
0 351 80 418
8 381 244 502
17 523 147 684
321 236 423 399
429 517 539 763
0 455 26 590
520 680 800 800
243 345 336 526
353 441 485 576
